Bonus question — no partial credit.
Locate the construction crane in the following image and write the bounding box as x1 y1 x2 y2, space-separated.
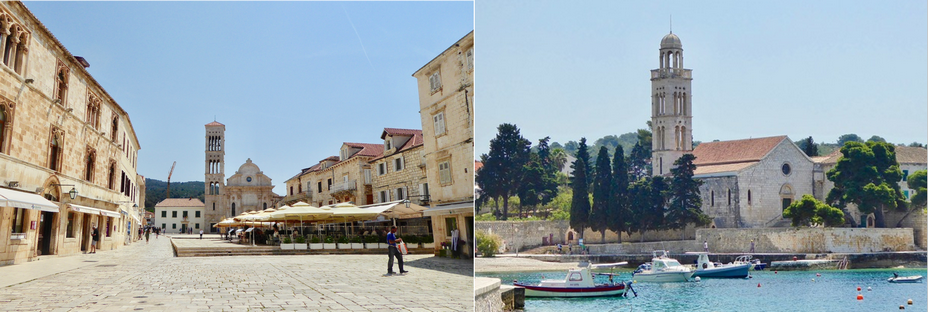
166 161 176 198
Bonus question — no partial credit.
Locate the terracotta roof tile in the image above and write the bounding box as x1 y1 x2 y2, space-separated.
344 143 384 157
205 121 224 126
895 146 928 164
323 156 340 162
155 198 205 207
813 149 842 164
693 162 755 176
369 135 423 162
382 128 422 139
692 136 787 166
475 161 483 171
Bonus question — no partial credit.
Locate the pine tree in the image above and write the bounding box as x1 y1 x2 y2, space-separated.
483 123 531 220
666 154 709 239
608 145 630 243
590 146 612 242
826 141 905 227
570 138 592 239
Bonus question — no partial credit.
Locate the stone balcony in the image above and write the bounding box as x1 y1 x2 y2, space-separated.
650 68 692 79
283 192 313 204
331 180 357 194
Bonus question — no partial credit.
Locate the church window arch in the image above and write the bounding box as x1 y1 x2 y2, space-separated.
231 203 236 216
0 101 12 154
710 190 715 207
727 189 732 206
212 203 215 211
780 184 794 213
54 61 69 106
84 146 96 182
111 113 119 142
48 128 63 171
747 190 752 205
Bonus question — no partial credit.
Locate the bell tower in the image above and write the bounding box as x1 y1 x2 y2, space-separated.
204 121 226 231
650 32 693 176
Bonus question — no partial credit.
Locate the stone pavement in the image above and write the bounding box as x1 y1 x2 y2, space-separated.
0 235 474 311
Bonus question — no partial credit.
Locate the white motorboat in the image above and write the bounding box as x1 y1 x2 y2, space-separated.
688 252 751 278
514 262 635 297
632 250 693 283
888 275 923 283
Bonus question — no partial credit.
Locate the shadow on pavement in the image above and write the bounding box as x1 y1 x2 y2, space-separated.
402 256 473 277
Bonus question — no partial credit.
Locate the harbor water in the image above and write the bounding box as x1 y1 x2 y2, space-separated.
478 268 928 311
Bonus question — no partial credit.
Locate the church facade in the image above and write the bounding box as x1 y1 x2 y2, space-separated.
203 122 278 231
649 33 926 229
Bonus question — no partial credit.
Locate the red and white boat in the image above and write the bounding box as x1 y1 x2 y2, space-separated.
513 262 635 298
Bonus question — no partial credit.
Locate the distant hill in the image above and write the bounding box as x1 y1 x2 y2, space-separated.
144 179 205 211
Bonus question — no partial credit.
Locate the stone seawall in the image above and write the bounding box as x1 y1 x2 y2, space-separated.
696 228 916 253
475 277 503 312
476 221 697 252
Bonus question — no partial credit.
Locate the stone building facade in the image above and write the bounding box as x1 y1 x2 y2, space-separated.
692 136 814 228
650 32 693 176
153 198 205 234
370 128 428 205
283 143 381 208
414 31 475 257
203 121 225 231
0 1 144 266
225 159 276 215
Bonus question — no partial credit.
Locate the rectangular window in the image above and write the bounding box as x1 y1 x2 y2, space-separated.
183 211 188 218
172 223 176 229
195 223 200 229
308 182 313 194
161 211 166 218
419 183 430 198
904 190 909 199
394 157 404 171
903 170 909 181
429 71 442 93
162 223 166 230
364 169 371 184
445 217 457 237
433 112 446 136
318 181 323 193
11 208 25 234
327 178 332 190
106 217 112 237
172 211 177 218
380 190 388 203
782 198 792 213
195 211 201 218
385 139 392 150
66 212 75 238
396 187 405 200
439 161 452 185
379 163 386 175
466 47 474 71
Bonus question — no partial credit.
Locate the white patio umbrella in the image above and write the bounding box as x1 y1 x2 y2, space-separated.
266 202 332 236
319 202 380 236
358 200 428 226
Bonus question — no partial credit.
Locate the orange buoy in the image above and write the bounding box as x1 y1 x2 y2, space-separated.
857 286 861 291
908 299 913 305
774 271 778 274
857 294 863 300
899 305 904 310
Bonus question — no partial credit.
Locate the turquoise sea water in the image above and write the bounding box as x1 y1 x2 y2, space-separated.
478 268 928 312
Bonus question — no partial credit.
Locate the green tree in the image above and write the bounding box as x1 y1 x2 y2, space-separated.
896 170 927 227
784 195 844 227
826 141 906 227
866 135 886 143
549 148 569 173
665 154 710 239
798 136 819 157
629 141 650 181
590 146 612 241
564 140 579 154
482 123 532 220
837 133 863 146
628 177 667 242
570 138 592 239
907 142 925 148
476 153 502 216
608 145 631 243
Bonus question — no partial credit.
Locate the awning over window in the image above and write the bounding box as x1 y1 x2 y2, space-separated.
69 204 120 217
422 201 474 217
0 188 60 213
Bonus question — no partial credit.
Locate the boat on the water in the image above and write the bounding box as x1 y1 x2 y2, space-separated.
633 250 693 282
688 252 751 278
513 262 635 297
888 275 924 283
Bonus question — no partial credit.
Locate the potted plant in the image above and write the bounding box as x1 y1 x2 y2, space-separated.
348 236 362 249
323 236 337 249
337 236 350 249
293 236 307 250
280 236 294 250
404 235 419 250
363 235 379 249
309 236 323 250
420 234 435 249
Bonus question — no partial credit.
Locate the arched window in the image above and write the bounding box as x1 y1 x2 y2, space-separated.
231 203 236 216
0 105 7 154
263 203 267 210
212 203 215 211
48 130 62 171
747 190 752 205
3 33 14 66
84 148 95 182
111 114 119 142
54 62 69 106
107 161 116 189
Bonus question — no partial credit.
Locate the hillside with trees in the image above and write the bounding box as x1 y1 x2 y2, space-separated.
144 179 205 211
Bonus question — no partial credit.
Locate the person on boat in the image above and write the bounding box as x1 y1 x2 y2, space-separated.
893 272 899 279
386 226 408 275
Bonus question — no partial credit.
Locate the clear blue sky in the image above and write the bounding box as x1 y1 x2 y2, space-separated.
476 0 927 156
25 1 474 194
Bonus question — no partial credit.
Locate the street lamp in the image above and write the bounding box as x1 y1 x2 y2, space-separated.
50 184 78 200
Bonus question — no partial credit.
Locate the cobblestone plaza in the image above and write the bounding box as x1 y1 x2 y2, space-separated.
0 236 474 311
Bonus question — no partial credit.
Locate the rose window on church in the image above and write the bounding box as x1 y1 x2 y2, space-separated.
246 177 252 182
781 163 791 176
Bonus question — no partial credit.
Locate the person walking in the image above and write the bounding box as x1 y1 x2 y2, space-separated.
90 225 99 254
386 226 408 275
750 239 755 253
199 229 204 239
704 240 709 253
145 228 150 243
